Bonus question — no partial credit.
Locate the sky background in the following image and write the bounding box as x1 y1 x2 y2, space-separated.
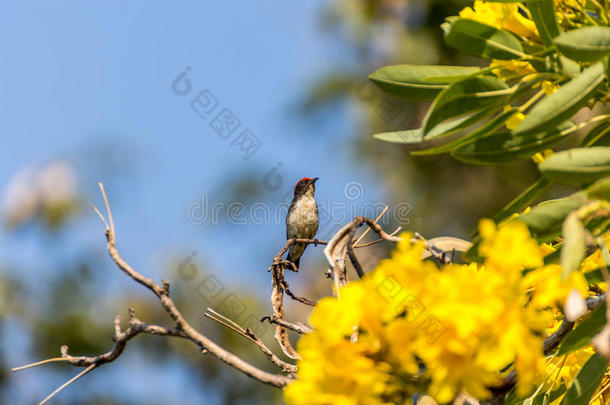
0 0 391 283
0 1 409 403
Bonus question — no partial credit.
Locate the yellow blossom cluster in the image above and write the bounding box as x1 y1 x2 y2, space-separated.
285 219 598 404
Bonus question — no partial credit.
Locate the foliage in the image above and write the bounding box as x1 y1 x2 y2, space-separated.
287 1 610 404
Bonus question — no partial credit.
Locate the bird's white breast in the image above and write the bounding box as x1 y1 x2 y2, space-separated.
286 195 318 237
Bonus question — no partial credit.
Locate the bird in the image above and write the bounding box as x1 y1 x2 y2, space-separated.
285 177 319 270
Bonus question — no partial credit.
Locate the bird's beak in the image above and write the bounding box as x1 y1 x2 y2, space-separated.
312 177 319 183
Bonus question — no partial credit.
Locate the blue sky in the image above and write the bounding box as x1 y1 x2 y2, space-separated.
0 1 392 402
0 0 386 283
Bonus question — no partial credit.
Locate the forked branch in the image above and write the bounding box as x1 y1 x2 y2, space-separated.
13 183 292 405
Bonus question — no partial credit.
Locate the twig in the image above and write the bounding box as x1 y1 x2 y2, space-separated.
261 315 313 334
39 364 96 405
353 226 402 248
347 243 365 278
323 216 402 295
204 308 252 341
284 284 316 306
98 182 114 236
205 308 297 373
11 357 69 372
353 206 388 246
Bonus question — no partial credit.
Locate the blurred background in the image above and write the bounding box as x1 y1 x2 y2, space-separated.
0 1 548 403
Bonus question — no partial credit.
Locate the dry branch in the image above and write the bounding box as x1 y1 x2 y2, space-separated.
13 183 292 405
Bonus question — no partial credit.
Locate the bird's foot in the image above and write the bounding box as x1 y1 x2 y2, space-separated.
313 238 320 246
279 260 299 272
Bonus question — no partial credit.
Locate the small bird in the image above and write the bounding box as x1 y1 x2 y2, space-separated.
286 177 319 269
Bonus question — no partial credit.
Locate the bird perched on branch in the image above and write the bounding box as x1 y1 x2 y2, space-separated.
286 177 319 270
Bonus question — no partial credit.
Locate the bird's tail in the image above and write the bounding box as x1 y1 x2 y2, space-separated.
288 243 306 270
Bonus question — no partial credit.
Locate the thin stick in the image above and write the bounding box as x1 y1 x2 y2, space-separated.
11 357 68 372
205 309 297 373
354 226 402 248
206 308 245 333
91 205 109 229
261 315 313 334
204 309 254 342
353 206 388 246
39 364 96 405
284 287 316 306
98 182 114 235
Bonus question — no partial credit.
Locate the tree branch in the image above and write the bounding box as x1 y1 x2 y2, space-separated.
205 308 297 373
261 315 313 334
13 182 292 405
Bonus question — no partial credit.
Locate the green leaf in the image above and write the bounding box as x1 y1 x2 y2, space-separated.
528 0 560 47
452 121 575 165
557 303 606 355
560 55 582 76
581 121 610 147
587 176 610 201
492 177 552 223
554 27 610 62
519 192 587 236
561 213 586 279
444 18 524 60
372 115 473 148
368 65 480 100
539 147 610 185
412 107 518 155
514 62 605 137
560 353 607 404
423 76 510 135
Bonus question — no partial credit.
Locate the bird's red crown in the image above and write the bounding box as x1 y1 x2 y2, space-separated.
294 177 313 194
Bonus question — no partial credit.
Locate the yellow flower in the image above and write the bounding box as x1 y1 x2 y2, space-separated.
543 347 610 404
542 81 559 95
286 222 553 404
479 219 544 278
459 1 538 39
531 149 554 164
491 59 536 80
504 106 526 130
555 0 584 10
523 263 589 309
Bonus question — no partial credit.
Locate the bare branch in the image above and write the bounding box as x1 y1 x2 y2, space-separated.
11 357 69 372
323 216 402 294
205 308 297 373
347 243 365 278
283 280 316 306
261 315 313 334
270 264 301 359
353 225 401 248
353 206 388 246
39 364 96 405
98 182 115 236
15 183 293 405
91 185 293 387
